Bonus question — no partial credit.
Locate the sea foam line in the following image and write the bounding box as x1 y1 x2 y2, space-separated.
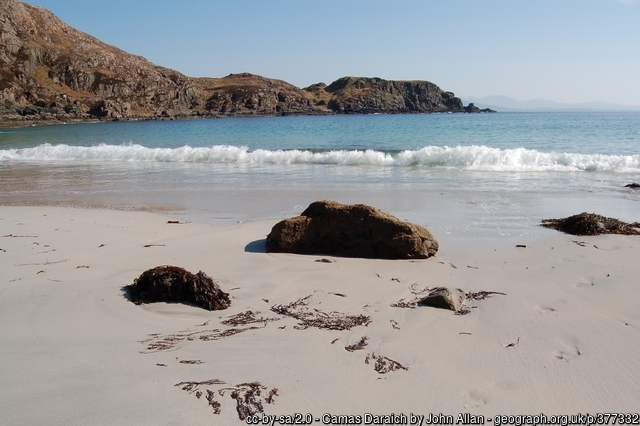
1 143 638 172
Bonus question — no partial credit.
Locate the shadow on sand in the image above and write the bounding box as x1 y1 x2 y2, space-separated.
244 239 267 253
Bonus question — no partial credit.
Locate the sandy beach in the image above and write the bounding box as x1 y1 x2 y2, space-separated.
1 205 638 424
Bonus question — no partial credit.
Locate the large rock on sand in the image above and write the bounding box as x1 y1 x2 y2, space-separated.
126 266 230 311
265 200 438 259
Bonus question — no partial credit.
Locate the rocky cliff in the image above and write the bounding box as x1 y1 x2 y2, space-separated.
311 77 465 114
0 0 492 126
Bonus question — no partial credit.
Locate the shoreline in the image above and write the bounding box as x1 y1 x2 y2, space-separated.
1 205 639 423
0 108 500 130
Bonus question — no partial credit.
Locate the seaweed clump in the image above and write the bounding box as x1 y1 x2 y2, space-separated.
365 353 408 374
541 212 640 236
126 266 231 311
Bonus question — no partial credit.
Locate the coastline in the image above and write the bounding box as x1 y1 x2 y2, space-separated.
1 205 639 424
0 108 497 130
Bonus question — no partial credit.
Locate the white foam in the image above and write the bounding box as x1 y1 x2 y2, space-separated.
1 143 638 172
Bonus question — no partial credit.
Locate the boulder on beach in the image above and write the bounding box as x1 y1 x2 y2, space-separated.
540 212 640 236
265 200 438 259
126 266 230 311
417 287 464 311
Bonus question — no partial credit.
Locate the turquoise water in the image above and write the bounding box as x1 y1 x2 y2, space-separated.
2 112 639 156
1 112 639 243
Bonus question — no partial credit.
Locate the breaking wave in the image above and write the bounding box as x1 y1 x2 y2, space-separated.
1 143 639 172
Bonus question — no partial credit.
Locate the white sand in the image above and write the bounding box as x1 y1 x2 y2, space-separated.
1 206 639 425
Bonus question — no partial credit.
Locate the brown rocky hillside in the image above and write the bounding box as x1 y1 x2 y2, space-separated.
0 0 491 126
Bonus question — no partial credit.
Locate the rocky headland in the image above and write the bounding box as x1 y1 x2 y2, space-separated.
0 0 494 126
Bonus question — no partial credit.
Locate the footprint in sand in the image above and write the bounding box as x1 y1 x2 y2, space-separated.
553 341 581 361
535 299 567 314
536 305 557 314
574 277 594 288
462 382 514 409
462 390 487 409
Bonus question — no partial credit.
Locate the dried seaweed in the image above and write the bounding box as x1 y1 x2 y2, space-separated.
139 325 263 353
270 295 371 331
365 353 408 374
175 379 226 415
205 390 222 414
390 298 416 309
176 379 227 392
199 326 261 341
345 336 369 352
217 382 278 421
504 337 520 348
179 359 203 365
265 388 278 404
465 291 507 301
221 310 280 326
541 212 640 236
185 379 278 420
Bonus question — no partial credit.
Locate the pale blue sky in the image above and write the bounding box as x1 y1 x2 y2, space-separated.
26 0 640 105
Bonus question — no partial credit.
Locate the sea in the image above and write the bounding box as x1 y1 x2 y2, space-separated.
1 112 639 248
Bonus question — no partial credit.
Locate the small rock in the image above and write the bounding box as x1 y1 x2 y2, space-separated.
417 287 464 311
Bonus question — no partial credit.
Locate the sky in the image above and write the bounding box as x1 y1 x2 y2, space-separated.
25 0 640 106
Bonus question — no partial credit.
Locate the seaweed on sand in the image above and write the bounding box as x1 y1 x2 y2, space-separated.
175 379 226 414
365 353 408 374
125 266 230 311
221 310 280 326
270 295 371 330
541 212 640 236
175 380 278 420
139 325 262 353
345 336 369 352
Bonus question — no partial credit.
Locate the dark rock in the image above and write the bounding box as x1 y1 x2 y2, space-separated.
202 73 318 117
541 212 640 236
464 102 497 113
322 76 465 114
126 265 230 310
266 200 438 259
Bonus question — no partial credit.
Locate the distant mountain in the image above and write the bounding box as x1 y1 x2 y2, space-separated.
461 95 640 112
0 0 486 126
